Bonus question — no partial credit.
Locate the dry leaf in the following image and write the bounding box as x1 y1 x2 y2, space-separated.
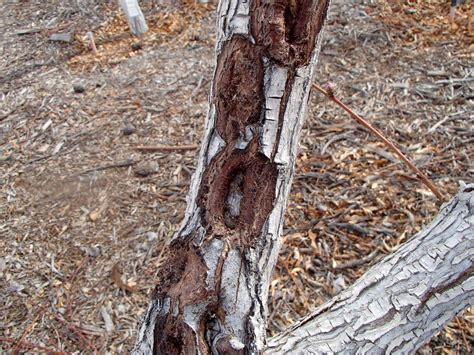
89 210 101 222
112 263 137 292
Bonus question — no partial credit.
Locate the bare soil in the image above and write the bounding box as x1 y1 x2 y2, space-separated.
1 0 472 353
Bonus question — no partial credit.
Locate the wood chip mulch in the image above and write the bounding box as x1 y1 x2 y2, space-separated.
1 0 472 353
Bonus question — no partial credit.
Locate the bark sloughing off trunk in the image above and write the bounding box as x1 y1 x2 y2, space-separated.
267 183 474 354
133 0 330 354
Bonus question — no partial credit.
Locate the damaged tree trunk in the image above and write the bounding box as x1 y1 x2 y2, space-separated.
133 0 474 354
133 0 331 353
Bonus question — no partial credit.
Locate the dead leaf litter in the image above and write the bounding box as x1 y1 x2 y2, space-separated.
1 0 472 352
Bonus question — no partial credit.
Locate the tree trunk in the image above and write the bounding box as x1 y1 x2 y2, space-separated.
133 0 474 353
133 0 330 353
267 182 474 353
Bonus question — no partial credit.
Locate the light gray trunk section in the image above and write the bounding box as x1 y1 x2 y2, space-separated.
267 182 474 354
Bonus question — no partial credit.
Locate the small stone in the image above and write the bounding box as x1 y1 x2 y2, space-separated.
131 42 142 51
135 161 159 177
73 83 85 93
80 245 102 257
122 123 136 136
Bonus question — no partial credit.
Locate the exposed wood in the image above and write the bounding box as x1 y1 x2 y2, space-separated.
267 182 474 353
133 0 330 353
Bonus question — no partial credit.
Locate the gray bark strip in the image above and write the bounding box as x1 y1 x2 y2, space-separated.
133 0 330 353
267 182 474 354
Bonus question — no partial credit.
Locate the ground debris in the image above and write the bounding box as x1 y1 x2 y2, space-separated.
0 0 472 353
50 32 73 43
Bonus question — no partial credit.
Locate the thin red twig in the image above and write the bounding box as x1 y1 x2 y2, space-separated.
312 83 445 202
0 337 66 354
13 304 46 354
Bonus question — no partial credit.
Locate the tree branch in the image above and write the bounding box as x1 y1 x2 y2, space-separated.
267 182 474 353
312 83 445 202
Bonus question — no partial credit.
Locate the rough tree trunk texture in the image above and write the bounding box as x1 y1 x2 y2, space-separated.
119 0 148 36
133 0 473 353
133 0 331 353
267 182 474 353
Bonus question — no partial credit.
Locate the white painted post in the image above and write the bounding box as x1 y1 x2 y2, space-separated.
119 0 148 36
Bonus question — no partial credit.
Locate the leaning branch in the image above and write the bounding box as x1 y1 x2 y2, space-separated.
313 83 445 202
267 182 474 353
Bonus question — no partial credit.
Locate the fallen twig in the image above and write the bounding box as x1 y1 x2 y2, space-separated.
75 159 137 176
1 337 65 354
313 83 445 202
135 144 198 152
53 313 98 352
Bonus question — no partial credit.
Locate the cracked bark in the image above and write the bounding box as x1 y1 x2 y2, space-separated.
133 1 330 353
133 0 473 353
267 182 474 353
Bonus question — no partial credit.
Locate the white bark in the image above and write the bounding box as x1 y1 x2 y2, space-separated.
133 0 330 353
267 182 474 354
119 0 148 36
132 0 473 353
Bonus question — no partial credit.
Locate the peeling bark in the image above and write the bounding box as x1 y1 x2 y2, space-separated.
251 0 330 67
133 0 329 354
133 0 473 354
267 182 474 354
